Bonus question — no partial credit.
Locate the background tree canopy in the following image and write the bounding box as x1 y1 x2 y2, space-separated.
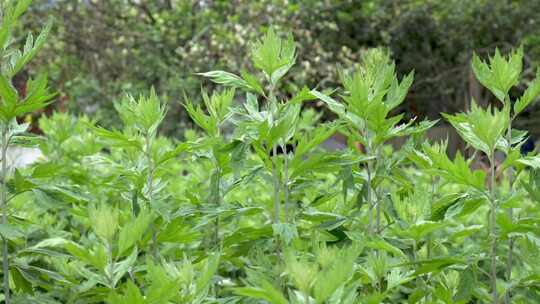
20 0 540 136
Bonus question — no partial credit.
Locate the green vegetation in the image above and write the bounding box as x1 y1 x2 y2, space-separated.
3 1 540 304
21 0 540 135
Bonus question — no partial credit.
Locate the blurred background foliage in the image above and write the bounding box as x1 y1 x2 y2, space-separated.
18 0 540 137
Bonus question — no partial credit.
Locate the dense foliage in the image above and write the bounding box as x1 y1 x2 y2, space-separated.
3 1 540 304
20 0 540 136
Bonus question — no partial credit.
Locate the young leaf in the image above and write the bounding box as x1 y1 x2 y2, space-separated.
514 69 540 116
117 211 154 257
472 48 523 103
250 28 296 81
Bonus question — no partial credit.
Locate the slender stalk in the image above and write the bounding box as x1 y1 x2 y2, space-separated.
145 133 154 206
1 128 10 304
413 240 421 287
211 164 222 297
504 113 514 304
303 288 309 304
272 145 280 224
107 241 115 288
283 144 290 223
427 176 436 259
365 137 373 235
375 146 382 235
213 166 222 247
144 133 158 260
268 84 281 226
489 151 498 304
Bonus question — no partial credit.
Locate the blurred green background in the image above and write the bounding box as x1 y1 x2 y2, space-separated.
20 0 540 136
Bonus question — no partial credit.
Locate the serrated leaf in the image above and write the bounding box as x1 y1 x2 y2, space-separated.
514 69 540 115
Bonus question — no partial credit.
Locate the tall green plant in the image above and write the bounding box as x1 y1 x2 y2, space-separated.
313 48 436 235
441 49 540 304
184 88 236 248
199 28 309 247
0 1 54 302
461 48 540 303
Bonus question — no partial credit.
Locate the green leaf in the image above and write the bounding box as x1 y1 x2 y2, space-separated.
90 205 119 242
272 223 298 245
117 211 154 257
0 74 18 120
251 28 296 80
291 153 371 179
15 73 56 117
517 156 540 169
310 89 346 117
92 126 142 149
115 89 167 135
198 70 250 89
385 71 414 110
426 149 486 190
107 280 146 304
405 220 447 241
233 276 288 304
0 0 33 50
145 263 178 304
430 193 468 221
112 249 139 288
9 17 54 77
196 252 220 292
0 75 18 106
0 223 24 240
157 218 201 244
472 48 523 103
365 237 406 259
514 69 540 116
313 244 361 303
183 97 217 136
241 70 265 95
398 257 466 276
443 101 508 155
292 123 337 165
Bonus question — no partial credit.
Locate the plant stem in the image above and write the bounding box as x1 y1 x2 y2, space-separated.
272 145 280 224
427 176 436 259
375 146 381 235
145 133 154 206
107 241 115 288
268 84 281 226
283 144 289 223
144 133 158 260
365 137 373 235
413 240 421 287
366 160 372 235
504 116 513 304
1 128 10 304
489 150 498 304
213 166 222 247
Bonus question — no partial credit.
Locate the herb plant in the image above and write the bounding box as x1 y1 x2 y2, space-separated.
2 2 540 304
